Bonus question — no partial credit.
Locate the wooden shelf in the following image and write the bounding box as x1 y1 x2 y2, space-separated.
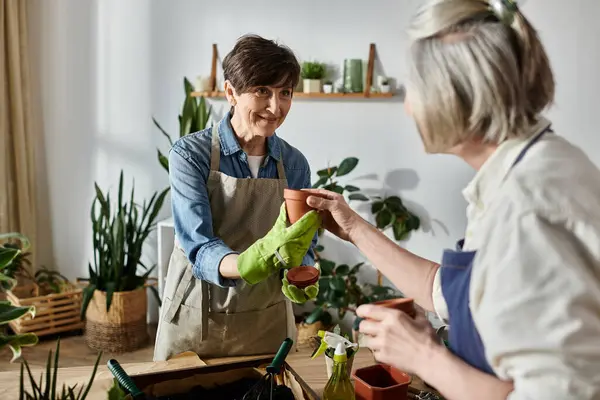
197 43 394 101
191 91 394 99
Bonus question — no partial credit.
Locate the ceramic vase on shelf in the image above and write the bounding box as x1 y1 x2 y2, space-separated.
323 82 333 93
380 84 391 93
343 59 363 93
195 76 211 92
303 79 321 93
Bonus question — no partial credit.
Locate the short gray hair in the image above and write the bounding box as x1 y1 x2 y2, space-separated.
406 0 555 152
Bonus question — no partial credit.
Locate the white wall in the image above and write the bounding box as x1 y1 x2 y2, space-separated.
30 0 600 324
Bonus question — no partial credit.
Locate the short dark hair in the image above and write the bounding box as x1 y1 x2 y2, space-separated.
222 34 300 94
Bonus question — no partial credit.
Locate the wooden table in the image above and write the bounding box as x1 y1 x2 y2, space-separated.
0 346 436 399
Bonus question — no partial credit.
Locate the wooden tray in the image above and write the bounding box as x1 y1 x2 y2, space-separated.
128 355 320 400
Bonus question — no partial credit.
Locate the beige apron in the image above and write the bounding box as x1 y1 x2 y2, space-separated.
154 125 296 361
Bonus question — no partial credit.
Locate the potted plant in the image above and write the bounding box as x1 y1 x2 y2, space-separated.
154 77 212 175
0 235 38 362
380 78 391 93
323 80 333 94
299 157 420 338
19 338 101 400
301 61 326 93
79 170 167 353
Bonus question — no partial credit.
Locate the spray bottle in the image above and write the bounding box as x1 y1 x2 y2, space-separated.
311 329 359 379
323 342 356 399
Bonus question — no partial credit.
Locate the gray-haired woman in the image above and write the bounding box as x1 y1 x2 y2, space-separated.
305 0 600 399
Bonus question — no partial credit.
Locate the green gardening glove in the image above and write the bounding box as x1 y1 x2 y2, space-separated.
237 203 321 285
282 263 320 304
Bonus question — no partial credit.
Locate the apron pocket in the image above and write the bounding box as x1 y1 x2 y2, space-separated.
208 300 288 357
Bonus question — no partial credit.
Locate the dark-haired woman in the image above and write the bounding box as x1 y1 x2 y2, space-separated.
154 35 320 360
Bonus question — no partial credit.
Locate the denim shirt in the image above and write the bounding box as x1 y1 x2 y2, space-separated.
169 112 317 287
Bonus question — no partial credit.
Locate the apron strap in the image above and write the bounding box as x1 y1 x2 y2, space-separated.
164 252 210 340
276 155 286 180
210 124 221 172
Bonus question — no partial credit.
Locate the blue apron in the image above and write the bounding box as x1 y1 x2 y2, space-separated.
440 128 549 375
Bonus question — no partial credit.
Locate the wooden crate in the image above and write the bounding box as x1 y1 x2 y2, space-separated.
6 282 85 337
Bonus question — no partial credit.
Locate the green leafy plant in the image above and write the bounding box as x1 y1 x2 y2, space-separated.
0 233 32 289
301 61 326 80
20 338 101 400
154 77 212 173
0 233 38 362
372 196 420 241
35 267 71 295
307 157 421 329
79 170 168 319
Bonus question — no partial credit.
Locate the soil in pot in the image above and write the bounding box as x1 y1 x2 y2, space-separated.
283 189 312 224
286 266 320 289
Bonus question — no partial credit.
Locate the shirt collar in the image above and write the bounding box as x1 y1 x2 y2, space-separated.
217 111 282 161
462 116 552 209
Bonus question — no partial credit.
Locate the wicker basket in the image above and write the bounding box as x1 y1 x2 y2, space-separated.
84 286 148 353
6 282 85 337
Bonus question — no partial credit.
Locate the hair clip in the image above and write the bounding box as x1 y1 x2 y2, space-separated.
489 0 519 24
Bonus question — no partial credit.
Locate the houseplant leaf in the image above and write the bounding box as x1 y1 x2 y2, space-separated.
371 201 384 214
334 264 350 276
0 301 35 322
385 196 405 213
348 193 369 201
319 259 336 276
157 150 169 172
393 220 407 241
336 157 358 177
312 177 327 188
344 185 360 192
317 167 337 178
0 333 38 362
329 276 345 292
375 209 393 229
80 284 96 320
152 117 173 146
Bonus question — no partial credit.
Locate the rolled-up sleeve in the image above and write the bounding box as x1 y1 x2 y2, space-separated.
473 211 600 400
169 145 237 287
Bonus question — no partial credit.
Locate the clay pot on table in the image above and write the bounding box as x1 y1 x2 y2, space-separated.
283 189 314 224
353 364 412 400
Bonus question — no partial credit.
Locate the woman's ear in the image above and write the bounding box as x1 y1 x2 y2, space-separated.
224 80 237 107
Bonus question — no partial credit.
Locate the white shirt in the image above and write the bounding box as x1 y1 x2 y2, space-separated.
432 117 600 399
247 155 265 178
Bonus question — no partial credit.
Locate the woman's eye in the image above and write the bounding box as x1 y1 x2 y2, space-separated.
281 89 292 97
256 87 269 95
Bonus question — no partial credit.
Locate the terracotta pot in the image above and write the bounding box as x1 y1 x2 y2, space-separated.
371 298 416 318
283 189 313 224
286 266 320 289
353 364 412 400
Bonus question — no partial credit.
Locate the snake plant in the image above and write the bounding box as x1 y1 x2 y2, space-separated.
19 338 101 400
0 233 38 362
154 77 212 173
79 170 168 319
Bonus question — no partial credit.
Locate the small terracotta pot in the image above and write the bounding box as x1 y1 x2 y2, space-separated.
283 189 312 224
286 266 320 289
371 298 416 318
353 364 412 400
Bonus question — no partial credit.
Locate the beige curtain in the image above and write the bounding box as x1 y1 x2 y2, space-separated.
0 0 37 263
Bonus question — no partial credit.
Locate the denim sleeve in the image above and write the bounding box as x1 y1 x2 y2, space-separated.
300 167 318 267
169 145 237 287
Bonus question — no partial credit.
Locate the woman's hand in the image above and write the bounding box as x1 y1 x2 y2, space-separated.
303 189 363 242
357 304 444 376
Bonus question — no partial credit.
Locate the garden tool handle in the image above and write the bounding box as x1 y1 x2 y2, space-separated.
107 359 145 399
267 338 294 374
